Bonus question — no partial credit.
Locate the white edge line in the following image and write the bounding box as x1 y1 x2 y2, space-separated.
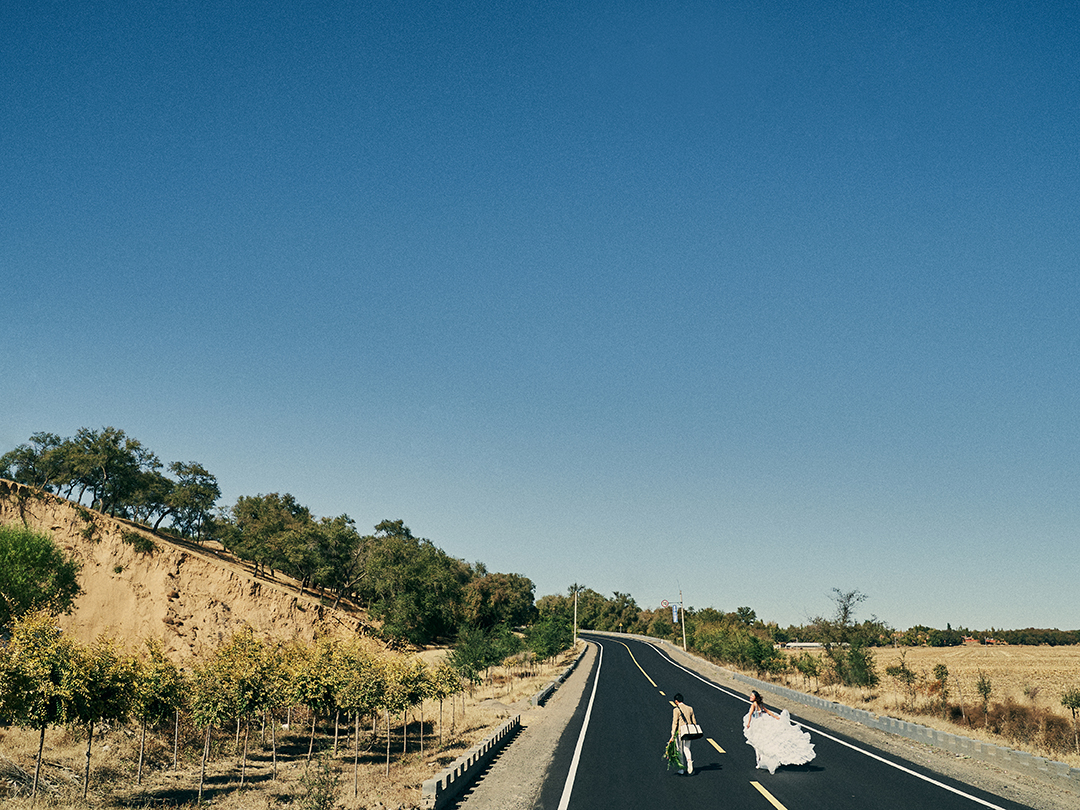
557 640 603 810
643 641 1009 810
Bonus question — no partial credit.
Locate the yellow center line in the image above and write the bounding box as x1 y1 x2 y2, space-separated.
750 781 789 809
615 640 657 687
613 641 731 759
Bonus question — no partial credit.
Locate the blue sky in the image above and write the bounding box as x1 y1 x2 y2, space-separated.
4 1 1079 631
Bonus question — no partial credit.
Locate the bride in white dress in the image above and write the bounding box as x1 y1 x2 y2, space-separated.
743 690 815 773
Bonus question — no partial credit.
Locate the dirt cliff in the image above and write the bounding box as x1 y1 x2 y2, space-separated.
0 479 367 663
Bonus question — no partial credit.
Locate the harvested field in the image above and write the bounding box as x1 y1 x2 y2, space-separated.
770 643 1080 768
872 644 1080 714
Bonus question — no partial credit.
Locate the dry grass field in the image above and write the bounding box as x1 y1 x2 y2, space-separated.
871 644 1080 714
0 646 582 810
771 643 1080 768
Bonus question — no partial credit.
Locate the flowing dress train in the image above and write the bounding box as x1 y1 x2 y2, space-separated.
744 708 815 774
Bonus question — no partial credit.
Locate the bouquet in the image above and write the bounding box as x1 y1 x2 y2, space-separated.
663 738 684 771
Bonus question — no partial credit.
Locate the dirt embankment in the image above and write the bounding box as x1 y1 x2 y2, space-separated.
0 479 366 664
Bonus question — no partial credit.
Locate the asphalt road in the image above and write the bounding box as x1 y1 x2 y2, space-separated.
538 634 1036 810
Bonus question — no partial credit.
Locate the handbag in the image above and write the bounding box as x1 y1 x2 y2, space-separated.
677 706 703 740
680 723 703 740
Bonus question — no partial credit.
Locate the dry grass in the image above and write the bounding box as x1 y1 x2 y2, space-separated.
0 646 582 809
770 644 1080 768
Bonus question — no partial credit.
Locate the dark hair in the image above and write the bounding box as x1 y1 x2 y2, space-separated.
751 690 763 704
673 693 683 703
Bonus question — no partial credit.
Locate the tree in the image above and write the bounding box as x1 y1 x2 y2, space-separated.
735 606 757 626
428 663 463 745
811 588 879 688
885 652 918 710
163 461 221 539
189 647 239 802
334 638 386 797
0 432 65 490
0 611 85 798
527 611 573 661
71 426 161 515
462 572 536 630
213 627 279 785
289 636 342 761
225 492 313 578
933 663 950 718
0 524 82 632
379 656 427 771
447 625 491 689
71 634 137 799
1062 688 1080 755
132 638 183 785
975 670 993 726
357 520 471 644
792 651 822 691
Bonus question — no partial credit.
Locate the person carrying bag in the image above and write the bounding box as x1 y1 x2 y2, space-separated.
668 693 702 774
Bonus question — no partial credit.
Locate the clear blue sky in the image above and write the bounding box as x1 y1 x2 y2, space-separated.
5 1 1079 631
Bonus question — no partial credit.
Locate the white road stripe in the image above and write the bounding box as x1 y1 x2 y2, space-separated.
557 641 604 810
644 641 1010 810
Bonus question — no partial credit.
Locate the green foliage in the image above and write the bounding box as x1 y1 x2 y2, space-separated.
133 638 184 725
792 651 821 689
428 662 463 705
1062 688 1080 718
334 638 386 718
121 529 157 553
289 636 342 719
448 624 523 685
0 612 88 798
358 520 471 644
0 611 83 730
885 652 918 709
463 572 537 629
693 621 786 674
298 750 341 810
527 611 574 660
164 461 221 539
808 588 882 687
2 427 220 537
933 663 950 716
0 524 83 631
927 627 964 647
976 670 993 712
663 737 684 770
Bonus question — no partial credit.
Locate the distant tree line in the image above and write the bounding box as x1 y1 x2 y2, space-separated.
5 428 1076 651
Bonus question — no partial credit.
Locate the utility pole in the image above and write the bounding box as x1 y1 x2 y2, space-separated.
680 589 687 651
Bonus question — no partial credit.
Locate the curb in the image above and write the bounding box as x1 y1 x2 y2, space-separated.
420 645 589 809
421 715 522 809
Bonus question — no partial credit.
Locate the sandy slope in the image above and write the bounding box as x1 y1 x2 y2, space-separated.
0 479 366 664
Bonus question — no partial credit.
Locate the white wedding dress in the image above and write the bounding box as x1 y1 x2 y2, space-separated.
743 707 815 773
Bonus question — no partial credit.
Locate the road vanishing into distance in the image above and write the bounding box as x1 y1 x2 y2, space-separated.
536 634 1034 810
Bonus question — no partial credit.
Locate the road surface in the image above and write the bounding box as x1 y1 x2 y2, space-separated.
537 634 1036 810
